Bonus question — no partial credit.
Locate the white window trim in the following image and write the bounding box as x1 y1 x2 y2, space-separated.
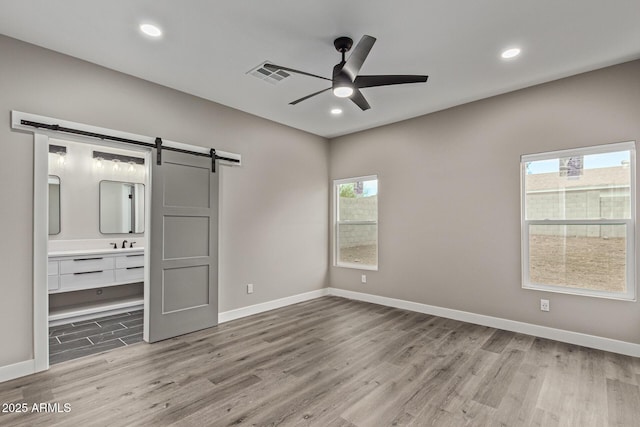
521 141 636 301
334 175 378 271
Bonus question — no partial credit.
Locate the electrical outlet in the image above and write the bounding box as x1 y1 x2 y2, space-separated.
540 299 550 312
361 274 367 284
247 283 254 294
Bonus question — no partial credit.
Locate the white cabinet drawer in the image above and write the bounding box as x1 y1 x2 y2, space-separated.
48 275 59 291
115 254 145 269
48 261 59 275
116 267 144 283
60 270 115 290
60 257 115 274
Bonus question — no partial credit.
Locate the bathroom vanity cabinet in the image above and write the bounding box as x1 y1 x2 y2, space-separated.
48 248 144 325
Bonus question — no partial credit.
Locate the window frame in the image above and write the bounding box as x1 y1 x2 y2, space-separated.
521 141 636 301
334 175 379 271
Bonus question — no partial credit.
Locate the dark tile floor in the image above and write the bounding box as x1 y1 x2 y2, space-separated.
49 310 144 364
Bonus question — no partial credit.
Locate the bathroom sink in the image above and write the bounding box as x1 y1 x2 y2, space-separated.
48 247 145 257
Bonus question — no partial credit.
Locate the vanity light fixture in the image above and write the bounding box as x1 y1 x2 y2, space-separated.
92 151 145 166
128 161 136 173
95 156 104 169
112 158 121 171
49 144 67 166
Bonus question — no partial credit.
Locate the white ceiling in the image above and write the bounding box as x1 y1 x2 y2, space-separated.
1 0 639 138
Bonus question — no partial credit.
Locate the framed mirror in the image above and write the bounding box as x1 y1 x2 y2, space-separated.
48 175 61 235
99 180 145 234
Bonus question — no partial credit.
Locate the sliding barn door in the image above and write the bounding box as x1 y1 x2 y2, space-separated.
148 150 218 342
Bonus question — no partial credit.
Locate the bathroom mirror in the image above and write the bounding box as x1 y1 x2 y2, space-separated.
48 176 61 235
99 180 145 234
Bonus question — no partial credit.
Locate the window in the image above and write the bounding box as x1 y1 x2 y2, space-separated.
334 175 378 270
521 142 636 300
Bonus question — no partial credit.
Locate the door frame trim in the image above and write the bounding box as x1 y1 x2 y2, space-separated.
11 110 241 379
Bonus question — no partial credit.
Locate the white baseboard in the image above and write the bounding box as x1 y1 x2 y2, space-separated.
328 287 640 358
218 288 329 324
0 359 36 383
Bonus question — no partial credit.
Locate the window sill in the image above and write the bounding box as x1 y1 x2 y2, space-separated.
335 262 378 271
522 283 636 302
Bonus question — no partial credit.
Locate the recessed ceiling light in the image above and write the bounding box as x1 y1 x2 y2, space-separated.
140 23 162 38
501 48 521 59
331 108 343 115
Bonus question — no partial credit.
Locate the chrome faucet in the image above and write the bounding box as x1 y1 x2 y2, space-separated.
122 240 128 249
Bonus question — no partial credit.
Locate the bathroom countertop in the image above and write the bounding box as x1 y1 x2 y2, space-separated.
49 247 145 257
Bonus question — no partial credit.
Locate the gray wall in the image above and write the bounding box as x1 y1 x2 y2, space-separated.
0 35 329 367
329 60 640 344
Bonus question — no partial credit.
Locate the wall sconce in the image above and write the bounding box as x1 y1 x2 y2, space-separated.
49 144 67 166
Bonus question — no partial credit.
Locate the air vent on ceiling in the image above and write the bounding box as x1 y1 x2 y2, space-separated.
246 61 290 85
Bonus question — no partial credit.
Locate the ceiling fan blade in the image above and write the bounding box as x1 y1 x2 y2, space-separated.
342 35 377 81
349 88 371 111
263 64 331 81
355 75 429 89
289 87 331 105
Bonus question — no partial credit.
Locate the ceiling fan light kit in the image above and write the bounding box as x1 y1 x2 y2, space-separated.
332 66 354 98
264 35 428 111
333 86 354 98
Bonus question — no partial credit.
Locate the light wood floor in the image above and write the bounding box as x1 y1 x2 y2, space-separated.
1 296 639 426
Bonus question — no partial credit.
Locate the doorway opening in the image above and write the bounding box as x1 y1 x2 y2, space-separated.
17 110 240 377
46 138 149 364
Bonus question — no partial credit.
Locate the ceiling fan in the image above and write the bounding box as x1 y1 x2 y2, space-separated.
264 35 428 111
